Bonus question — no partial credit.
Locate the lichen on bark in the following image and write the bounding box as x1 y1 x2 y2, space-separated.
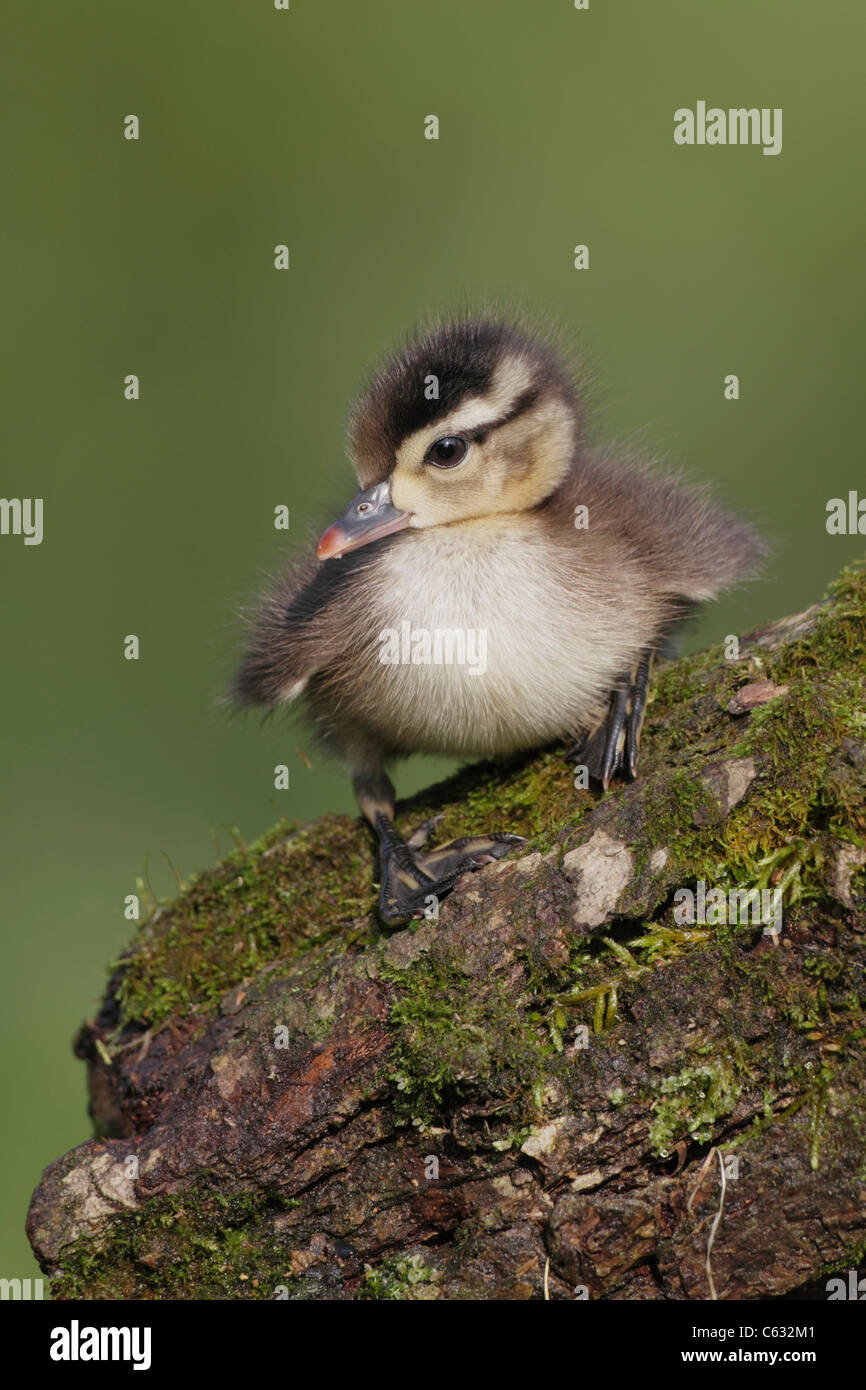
27 558 866 1300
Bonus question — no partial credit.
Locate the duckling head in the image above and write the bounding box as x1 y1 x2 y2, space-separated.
317 318 581 559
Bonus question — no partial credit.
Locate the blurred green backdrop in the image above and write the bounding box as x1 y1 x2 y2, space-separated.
2 0 865 1284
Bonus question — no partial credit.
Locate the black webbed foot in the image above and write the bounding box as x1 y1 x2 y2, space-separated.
570 646 655 790
374 812 525 926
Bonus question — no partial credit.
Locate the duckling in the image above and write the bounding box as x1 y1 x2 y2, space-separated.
234 317 763 924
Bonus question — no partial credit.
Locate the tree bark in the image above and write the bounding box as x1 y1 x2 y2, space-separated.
27 558 866 1300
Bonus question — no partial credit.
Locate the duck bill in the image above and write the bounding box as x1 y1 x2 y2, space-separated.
316 480 411 560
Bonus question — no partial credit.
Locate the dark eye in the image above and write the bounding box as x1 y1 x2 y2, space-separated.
425 435 468 468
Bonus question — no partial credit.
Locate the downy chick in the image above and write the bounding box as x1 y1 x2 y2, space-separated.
234 318 763 922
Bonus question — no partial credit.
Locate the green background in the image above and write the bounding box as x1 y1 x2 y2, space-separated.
3 0 865 1284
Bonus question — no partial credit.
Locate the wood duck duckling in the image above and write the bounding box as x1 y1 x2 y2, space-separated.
234 317 764 924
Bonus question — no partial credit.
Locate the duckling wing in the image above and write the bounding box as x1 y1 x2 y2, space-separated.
556 447 767 603
231 543 375 710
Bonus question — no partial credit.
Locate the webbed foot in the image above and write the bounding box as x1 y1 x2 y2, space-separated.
374 812 526 926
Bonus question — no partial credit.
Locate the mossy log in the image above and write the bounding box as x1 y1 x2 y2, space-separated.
28 560 866 1300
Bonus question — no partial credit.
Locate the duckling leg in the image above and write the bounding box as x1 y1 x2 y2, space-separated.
354 771 524 925
576 647 655 790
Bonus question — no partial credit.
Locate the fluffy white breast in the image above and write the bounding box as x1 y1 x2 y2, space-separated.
342 517 646 757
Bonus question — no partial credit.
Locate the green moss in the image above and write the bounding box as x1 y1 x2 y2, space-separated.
399 745 591 849
115 816 376 1029
648 1058 744 1158
49 1184 304 1301
356 1252 439 1300
385 949 548 1126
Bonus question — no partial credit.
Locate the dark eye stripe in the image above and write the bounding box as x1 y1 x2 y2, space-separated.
468 386 540 443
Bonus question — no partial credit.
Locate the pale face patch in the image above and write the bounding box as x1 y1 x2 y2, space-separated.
389 356 576 529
